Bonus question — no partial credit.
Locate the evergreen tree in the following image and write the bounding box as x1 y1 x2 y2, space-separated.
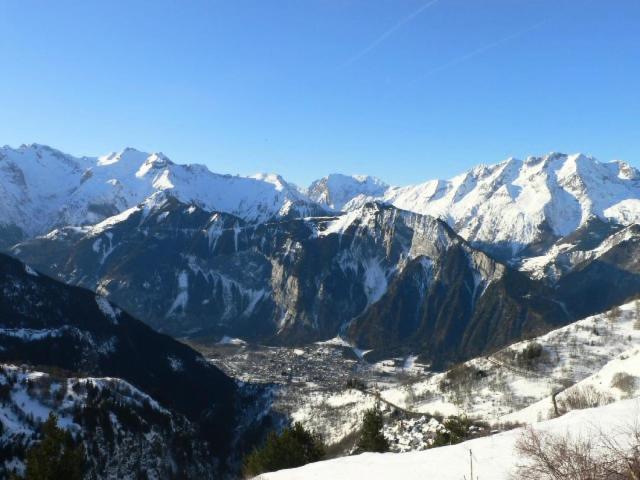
431 415 472 447
22 412 84 480
355 402 389 453
243 422 325 478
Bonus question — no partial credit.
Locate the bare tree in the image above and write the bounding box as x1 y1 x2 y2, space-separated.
513 424 640 480
558 385 613 413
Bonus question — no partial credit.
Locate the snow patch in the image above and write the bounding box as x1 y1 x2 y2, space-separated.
95 296 120 324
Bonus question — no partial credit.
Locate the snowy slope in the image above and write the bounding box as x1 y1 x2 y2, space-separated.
375 300 640 424
516 222 639 281
343 153 640 257
261 398 640 480
503 344 640 424
0 144 322 238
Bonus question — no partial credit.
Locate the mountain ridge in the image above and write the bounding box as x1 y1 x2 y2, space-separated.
0 143 327 244
2 144 638 262
344 153 640 259
10 194 572 367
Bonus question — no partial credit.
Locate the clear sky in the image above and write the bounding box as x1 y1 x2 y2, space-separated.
0 0 638 187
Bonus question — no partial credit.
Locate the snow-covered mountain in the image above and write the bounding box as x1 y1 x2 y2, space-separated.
330 153 640 259
307 174 388 210
11 195 570 366
0 144 326 244
3 142 640 361
2 144 638 263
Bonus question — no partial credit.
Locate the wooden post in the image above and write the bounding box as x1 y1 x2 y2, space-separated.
551 390 559 417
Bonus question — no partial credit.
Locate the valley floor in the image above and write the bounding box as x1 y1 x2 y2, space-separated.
194 300 640 459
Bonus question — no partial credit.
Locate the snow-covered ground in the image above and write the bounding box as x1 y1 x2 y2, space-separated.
377 300 640 423
261 397 640 480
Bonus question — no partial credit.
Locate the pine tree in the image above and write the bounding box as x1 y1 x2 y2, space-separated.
355 402 389 453
431 415 472 447
242 422 325 478
22 412 84 480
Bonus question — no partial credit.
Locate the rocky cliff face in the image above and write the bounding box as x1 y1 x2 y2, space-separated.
11 196 570 366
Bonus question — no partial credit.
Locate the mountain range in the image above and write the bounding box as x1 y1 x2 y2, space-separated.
2 143 640 366
2 144 639 257
320 153 640 260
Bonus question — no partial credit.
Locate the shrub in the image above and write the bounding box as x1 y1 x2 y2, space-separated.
515 342 544 369
606 305 622 324
559 385 613 412
634 300 640 330
611 372 637 396
345 377 366 391
513 425 640 479
242 422 325 478
439 363 482 392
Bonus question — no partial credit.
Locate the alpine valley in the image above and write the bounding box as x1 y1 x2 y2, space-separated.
2 143 640 478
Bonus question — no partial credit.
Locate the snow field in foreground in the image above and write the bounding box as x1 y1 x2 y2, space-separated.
261 397 640 480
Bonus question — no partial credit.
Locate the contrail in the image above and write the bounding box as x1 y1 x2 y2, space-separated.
343 0 440 67
418 17 551 80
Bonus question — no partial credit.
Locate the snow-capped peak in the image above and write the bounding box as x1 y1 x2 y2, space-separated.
250 172 300 194
307 173 389 211
352 152 640 258
97 147 148 166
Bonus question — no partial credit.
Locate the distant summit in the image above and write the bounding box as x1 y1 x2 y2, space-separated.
306 173 389 210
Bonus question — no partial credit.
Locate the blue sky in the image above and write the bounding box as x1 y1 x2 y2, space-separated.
0 0 638 186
